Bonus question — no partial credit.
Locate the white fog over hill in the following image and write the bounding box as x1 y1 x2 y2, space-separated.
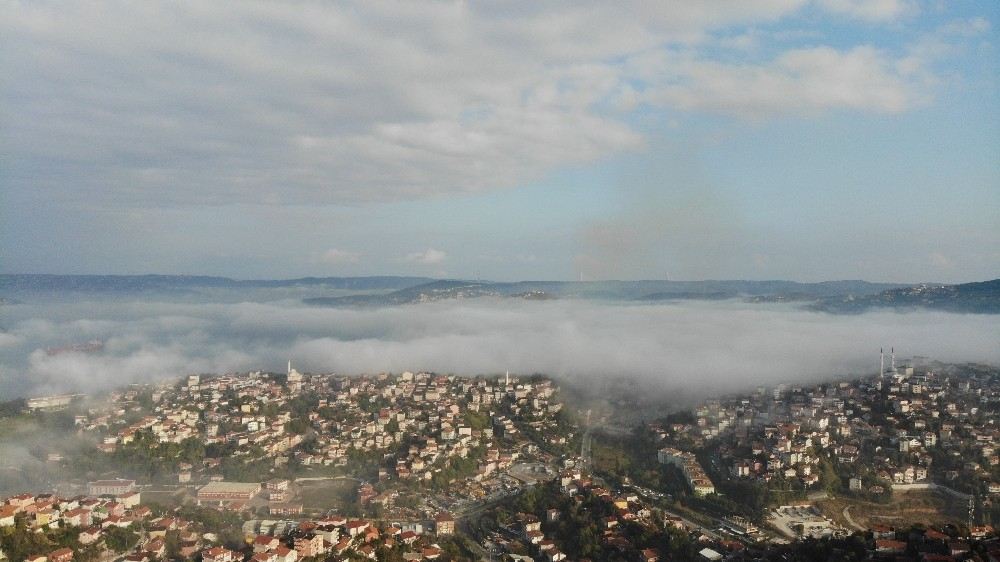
1 296 996 399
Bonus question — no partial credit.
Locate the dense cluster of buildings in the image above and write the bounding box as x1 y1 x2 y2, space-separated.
75 365 566 498
649 357 1000 501
64 365 570 524
201 511 460 562
6 353 999 561
296 369 561 486
489 465 746 562
1 488 464 562
5 365 575 559
0 487 164 559
87 372 304 459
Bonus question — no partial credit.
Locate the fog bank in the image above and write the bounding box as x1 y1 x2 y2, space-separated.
1 298 997 399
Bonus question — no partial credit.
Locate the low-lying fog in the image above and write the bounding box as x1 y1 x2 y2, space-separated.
1 297 997 399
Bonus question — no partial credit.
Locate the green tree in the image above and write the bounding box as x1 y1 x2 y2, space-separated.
105 526 140 553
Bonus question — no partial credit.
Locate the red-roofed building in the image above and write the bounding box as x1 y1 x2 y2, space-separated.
78 527 102 545
253 535 280 553
250 553 276 562
49 548 74 562
0 505 16 527
143 538 166 559
434 512 454 536
202 547 237 562
7 494 35 510
62 508 91 528
400 531 418 545
274 546 297 562
875 539 906 554
345 520 370 537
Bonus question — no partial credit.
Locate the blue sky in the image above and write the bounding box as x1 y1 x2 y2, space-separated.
1 0 997 282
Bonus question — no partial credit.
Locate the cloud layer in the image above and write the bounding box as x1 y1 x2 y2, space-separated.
1 1 943 207
1 296 997 400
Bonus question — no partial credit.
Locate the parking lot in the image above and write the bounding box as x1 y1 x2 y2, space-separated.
770 504 846 539
507 462 556 485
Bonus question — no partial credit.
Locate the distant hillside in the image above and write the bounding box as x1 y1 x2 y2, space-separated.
306 280 503 306
811 279 1000 314
304 279 908 306
10 274 992 313
0 274 433 294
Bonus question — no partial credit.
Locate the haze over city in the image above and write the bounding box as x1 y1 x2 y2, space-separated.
3 3 1000 562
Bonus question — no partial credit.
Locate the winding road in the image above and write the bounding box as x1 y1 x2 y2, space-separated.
842 506 865 531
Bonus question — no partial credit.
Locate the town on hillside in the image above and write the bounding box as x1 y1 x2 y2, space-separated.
1 356 999 561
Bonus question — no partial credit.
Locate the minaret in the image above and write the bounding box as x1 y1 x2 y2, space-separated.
880 348 884 377
891 348 896 373
505 370 510 387
287 359 292 375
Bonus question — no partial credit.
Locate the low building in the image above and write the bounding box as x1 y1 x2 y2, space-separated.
87 479 136 497
268 503 303 516
49 548 73 562
196 482 261 505
202 547 237 562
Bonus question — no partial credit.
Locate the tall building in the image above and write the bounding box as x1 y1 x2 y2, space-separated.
435 512 455 536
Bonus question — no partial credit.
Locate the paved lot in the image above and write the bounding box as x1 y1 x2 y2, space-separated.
770 505 846 539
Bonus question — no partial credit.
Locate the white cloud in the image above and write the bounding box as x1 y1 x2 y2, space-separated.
0 1 944 207
316 248 362 265
718 30 763 51
938 17 991 37
928 251 954 269
639 46 920 118
405 248 448 265
815 0 916 22
0 333 24 348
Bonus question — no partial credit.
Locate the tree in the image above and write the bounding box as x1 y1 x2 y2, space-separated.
285 418 310 435
165 530 182 559
105 526 140 553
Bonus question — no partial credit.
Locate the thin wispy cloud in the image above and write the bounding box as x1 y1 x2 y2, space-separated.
815 0 916 22
639 46 921 118
405 248 448 265
315 248 362 265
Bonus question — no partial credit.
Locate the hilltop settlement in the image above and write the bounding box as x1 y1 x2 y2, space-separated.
1 356 999 561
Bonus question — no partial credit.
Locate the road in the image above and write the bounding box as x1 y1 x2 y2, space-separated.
294 476 363 483
842 506 865 531
581 419 724 541
454 490 522 520
622 483 722 540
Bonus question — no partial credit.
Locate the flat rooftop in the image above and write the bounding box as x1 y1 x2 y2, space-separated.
198 482 261 494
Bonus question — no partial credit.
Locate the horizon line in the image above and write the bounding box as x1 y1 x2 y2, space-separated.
1 271 984 286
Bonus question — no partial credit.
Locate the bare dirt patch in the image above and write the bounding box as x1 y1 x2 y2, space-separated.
817 490 966 530
295 479 357 510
